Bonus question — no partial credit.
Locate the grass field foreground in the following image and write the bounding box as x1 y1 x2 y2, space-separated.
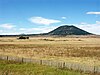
0 60 88 75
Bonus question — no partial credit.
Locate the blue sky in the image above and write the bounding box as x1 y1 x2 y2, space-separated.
0 0 100 35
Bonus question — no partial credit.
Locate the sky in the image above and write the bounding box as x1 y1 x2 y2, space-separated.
0 0 100 35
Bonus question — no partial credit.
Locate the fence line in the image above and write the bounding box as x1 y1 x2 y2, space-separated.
0 55 100 73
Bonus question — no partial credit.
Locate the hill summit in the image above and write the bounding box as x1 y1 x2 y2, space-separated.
46 25 92 35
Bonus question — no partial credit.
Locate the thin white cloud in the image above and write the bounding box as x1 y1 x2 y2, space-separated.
86 12 100 15
19 28 26 31
61 17 67 19
29 17 61 25
19 26 58 34
0 23 15 29
0 32 22 35
96 21 100 24
80 22 87 25
0 30 3 33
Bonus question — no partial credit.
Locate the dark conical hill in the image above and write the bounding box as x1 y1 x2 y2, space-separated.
47 25 92 35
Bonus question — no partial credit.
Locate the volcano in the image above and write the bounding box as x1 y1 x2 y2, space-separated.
46 25 92 35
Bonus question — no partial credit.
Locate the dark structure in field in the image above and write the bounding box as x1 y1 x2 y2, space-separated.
18 36 29 39
46 25 92 36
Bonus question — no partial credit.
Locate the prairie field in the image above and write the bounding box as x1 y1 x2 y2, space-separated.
0 36 100 67
0 59 88 75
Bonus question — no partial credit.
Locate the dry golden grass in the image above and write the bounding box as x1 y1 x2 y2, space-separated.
0 36 100 66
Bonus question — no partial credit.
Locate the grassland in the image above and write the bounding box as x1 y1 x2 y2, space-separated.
0 37 100 66
0 60 87 75
0 36 100 74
